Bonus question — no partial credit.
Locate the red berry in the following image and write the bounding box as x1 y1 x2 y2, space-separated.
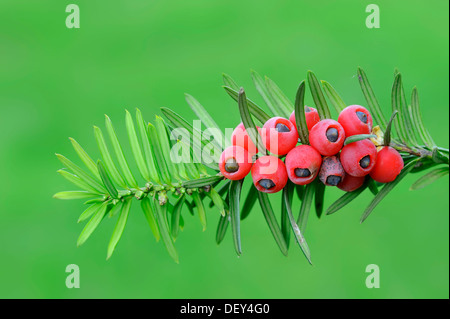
337 175 365 192
369 146 404 183
340 139 377 177
338 105 373 137
262 117 298 155
309 119 345 156
289 106 320 131
231 122 259 155
251 156 288 193
319 156 345 186
219 146 253 180
285 145 322 185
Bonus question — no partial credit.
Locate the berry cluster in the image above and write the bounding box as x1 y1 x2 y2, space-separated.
219 105 404 193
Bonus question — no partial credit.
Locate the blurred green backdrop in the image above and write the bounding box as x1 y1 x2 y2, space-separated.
0 0 448 299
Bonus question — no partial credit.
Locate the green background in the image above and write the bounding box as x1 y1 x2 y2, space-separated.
0 0 448 299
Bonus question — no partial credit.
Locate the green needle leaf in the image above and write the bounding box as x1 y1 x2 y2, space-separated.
222 73 240 90
326 183 368 215
391 74 408 143
57 169 101 194
182 175 223 188
321 80 347 113
297 181 315 233
108 201 123 218
208 187 226 216
281 183 294 249
194 156 208 176
185 93 226 149
125 110 151 181
107 199 131 260
141 197 161 242
383 111 398 146
69 138 101 181
154 201 179 263
53 191 99 200
240 183 257 220
294 80 309 145
174 142 189 180
396 72 417 145
216 211 229 245
367 178 379 196
105 115 139 188
265 76 293 118
171 194 186 239
410 167 449 191
344 134 377 146
238 88 267 154
83 197 107 205
411 87 435 147
78 202 102 223
223 86 271 124
56 154 106 194
251 69 278 116
207 180 230 209
213 179 231 197
295 184 304 200
191 191 207 231
307 71 331 119
360 159 419 223
93 126 127 189
147 123 172 184
97 160 118 199
135 109 161 183
155 116 181 182
357 67 388 131
257 191 289 256
431 147 449 164
314 181 326 219
77 201 109 247
185 154 201 180
410 158 439 174
283 182 312 264
229 180 243 255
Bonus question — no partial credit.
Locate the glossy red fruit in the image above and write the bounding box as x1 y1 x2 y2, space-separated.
340 139 377 177
370 146 404 183
289 106 320 131
338 105 373 137
231 122 259 155
318 156 345 186
285 145 322 185
219 146 253 180
309 119 345 156
262 117 298 155
338 175 365 192
251 156 288 193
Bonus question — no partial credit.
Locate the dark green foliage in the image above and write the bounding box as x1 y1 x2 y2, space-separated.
55 69 448 264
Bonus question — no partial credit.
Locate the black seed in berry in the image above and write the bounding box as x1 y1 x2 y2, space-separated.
225 158 239 173
295 168 311 177
326 127 339 142
359 155 371 168
275 123 290 132
259 179 276 189
326 175 341 186
356 111 368 124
